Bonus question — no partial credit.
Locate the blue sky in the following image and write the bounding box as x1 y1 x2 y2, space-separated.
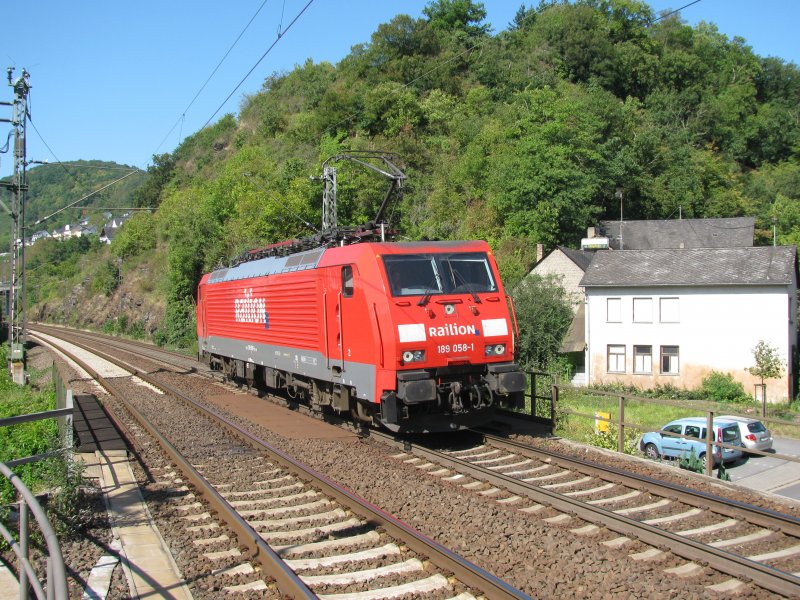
1 1 798 181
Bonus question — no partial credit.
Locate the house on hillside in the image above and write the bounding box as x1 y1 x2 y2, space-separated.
99 213 131 244
25 230 51 246
580 246 798 403
598 216 755 250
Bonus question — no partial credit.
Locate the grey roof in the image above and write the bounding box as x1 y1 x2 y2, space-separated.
100 225 122 241
581 246 797 287
558 246 594 271
599 217 754 250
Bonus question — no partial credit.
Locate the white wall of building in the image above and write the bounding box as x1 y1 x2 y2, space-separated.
585 285 796 402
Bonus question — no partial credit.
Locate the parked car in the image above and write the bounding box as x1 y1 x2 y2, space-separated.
718 415 773 453
640 417 744 466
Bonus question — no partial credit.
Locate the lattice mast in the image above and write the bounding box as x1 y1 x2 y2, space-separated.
0 68 31 383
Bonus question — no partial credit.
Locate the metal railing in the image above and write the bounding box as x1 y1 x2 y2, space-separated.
0 361 72 598
558 386 800 476
0 364 73 468
0 462 68 599
499 371 557 431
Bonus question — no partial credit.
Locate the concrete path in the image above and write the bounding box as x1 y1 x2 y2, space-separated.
85 449 194 600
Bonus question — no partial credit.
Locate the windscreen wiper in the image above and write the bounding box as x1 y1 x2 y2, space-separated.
452 268 481 303
417 277 439 306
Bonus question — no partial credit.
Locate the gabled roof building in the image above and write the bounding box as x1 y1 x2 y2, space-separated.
598 217 755 250
580 246 798 402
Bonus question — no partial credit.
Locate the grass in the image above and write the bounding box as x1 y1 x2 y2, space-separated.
1 344 97 546
554 386 800 445
0 346 60 504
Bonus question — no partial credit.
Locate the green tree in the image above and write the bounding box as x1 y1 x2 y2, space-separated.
132 153 176 208
746 340 785 413
510 273 574 370
422 0 489 36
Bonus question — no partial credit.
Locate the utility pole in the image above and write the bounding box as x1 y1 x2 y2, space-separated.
0 68 31 384
615 187 624 250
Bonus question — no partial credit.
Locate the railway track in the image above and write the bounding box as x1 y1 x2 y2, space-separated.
31 326 526 599
32 324 800 597
372 433 800 597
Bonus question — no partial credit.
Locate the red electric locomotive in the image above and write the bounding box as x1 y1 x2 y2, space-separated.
196 238 526 432
197 153 526 432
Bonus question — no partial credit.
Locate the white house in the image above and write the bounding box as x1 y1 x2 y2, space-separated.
99 213 131 244
580 246 798 403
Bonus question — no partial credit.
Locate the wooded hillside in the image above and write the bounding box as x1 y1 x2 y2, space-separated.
0 160 143 248
33 0 800 347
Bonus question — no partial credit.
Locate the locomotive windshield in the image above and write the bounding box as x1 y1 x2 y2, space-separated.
383 252 497 297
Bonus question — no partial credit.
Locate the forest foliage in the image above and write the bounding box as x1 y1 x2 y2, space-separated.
24 0 800 354
0 160 144 248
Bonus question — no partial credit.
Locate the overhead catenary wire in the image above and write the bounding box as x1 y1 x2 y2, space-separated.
27 96 144 225
27 94 84 187
152 0 273 158
651 0 702 24
33 170 141 226
200 0 315 130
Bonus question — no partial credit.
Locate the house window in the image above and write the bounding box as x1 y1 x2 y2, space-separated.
607 345 626 373
660 297 679 323
633 297 653 323
661 346 679 374
607 298 621 323
633 345 652 373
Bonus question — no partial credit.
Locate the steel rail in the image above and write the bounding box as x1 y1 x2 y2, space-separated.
33 325 800 595
30 332 317 600
480 432 800 537
32 326 529 600
367 428 800 598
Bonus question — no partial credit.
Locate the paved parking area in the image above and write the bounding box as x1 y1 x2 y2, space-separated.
726 437 800 502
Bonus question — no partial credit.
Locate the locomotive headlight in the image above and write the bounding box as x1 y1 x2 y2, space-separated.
402 350 426 363
485 344 505 356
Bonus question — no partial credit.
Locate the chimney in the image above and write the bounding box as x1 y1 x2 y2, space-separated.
587 226 596 238
536 243 544 263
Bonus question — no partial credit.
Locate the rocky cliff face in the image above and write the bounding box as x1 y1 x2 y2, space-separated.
32 262 165 338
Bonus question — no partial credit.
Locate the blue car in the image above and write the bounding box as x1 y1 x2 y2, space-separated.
640 417 743 466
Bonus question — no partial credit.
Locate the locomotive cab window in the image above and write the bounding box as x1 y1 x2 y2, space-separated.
383 252 496 297
442 253 496 293
342 265 354 298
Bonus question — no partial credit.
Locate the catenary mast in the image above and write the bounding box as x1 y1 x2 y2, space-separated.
0 68 31 383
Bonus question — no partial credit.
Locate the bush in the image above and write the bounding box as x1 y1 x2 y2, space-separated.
91 260 120 297
510 274 573 371
584 426 639 455
678 447 704 473
154 300 196 349
701 371 751 404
